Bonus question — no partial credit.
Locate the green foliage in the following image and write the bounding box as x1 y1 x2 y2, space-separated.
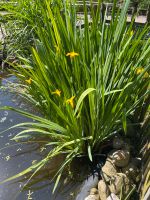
1 0 149 59
1 0 150 191
0 0 40 58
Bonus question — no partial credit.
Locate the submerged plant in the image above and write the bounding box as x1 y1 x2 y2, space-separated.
0 0 150 191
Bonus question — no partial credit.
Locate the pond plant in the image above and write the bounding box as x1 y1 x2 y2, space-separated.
0 0 150 194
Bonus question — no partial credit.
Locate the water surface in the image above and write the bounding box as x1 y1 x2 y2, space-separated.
0 75 81 200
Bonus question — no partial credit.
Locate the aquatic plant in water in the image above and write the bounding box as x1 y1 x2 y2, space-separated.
0 0 150 192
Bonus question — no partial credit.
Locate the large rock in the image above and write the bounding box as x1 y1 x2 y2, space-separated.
98 180 109 200
109 173 130 195
108 149 130 167
101 160 117 182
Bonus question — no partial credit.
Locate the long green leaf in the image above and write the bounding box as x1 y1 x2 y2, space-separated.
74 88 96 116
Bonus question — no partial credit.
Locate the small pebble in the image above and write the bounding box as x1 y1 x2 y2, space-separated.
85 188 99 200
107 193 120 200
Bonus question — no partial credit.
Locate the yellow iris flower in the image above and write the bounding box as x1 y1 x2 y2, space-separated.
130 30 134 36
25 78 32 84
52 89 61 96
136 67 149 78
66 96 75 108
66 52 79 58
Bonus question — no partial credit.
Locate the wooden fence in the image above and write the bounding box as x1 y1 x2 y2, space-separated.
76 1 150 24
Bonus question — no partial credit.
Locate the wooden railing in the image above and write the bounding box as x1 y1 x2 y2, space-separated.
76 1 150 24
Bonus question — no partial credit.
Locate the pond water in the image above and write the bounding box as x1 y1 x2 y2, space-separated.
0 74 83 200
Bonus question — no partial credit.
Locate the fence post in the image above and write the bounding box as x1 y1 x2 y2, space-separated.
131 1 139 22
147 5 150 24
101 3 106 21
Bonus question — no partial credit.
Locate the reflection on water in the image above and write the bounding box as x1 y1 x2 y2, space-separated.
0 74 83 200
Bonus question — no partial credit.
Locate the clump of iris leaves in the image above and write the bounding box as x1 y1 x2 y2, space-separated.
0 0 149 195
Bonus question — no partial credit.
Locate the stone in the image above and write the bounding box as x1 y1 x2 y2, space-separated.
107 193 120 200
102 160 117 182
113 135 124 149
84 188 100 200
84 195 99 200
108 149 130 167
90 188 99 195
98 180 109 200
109 173 130 195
